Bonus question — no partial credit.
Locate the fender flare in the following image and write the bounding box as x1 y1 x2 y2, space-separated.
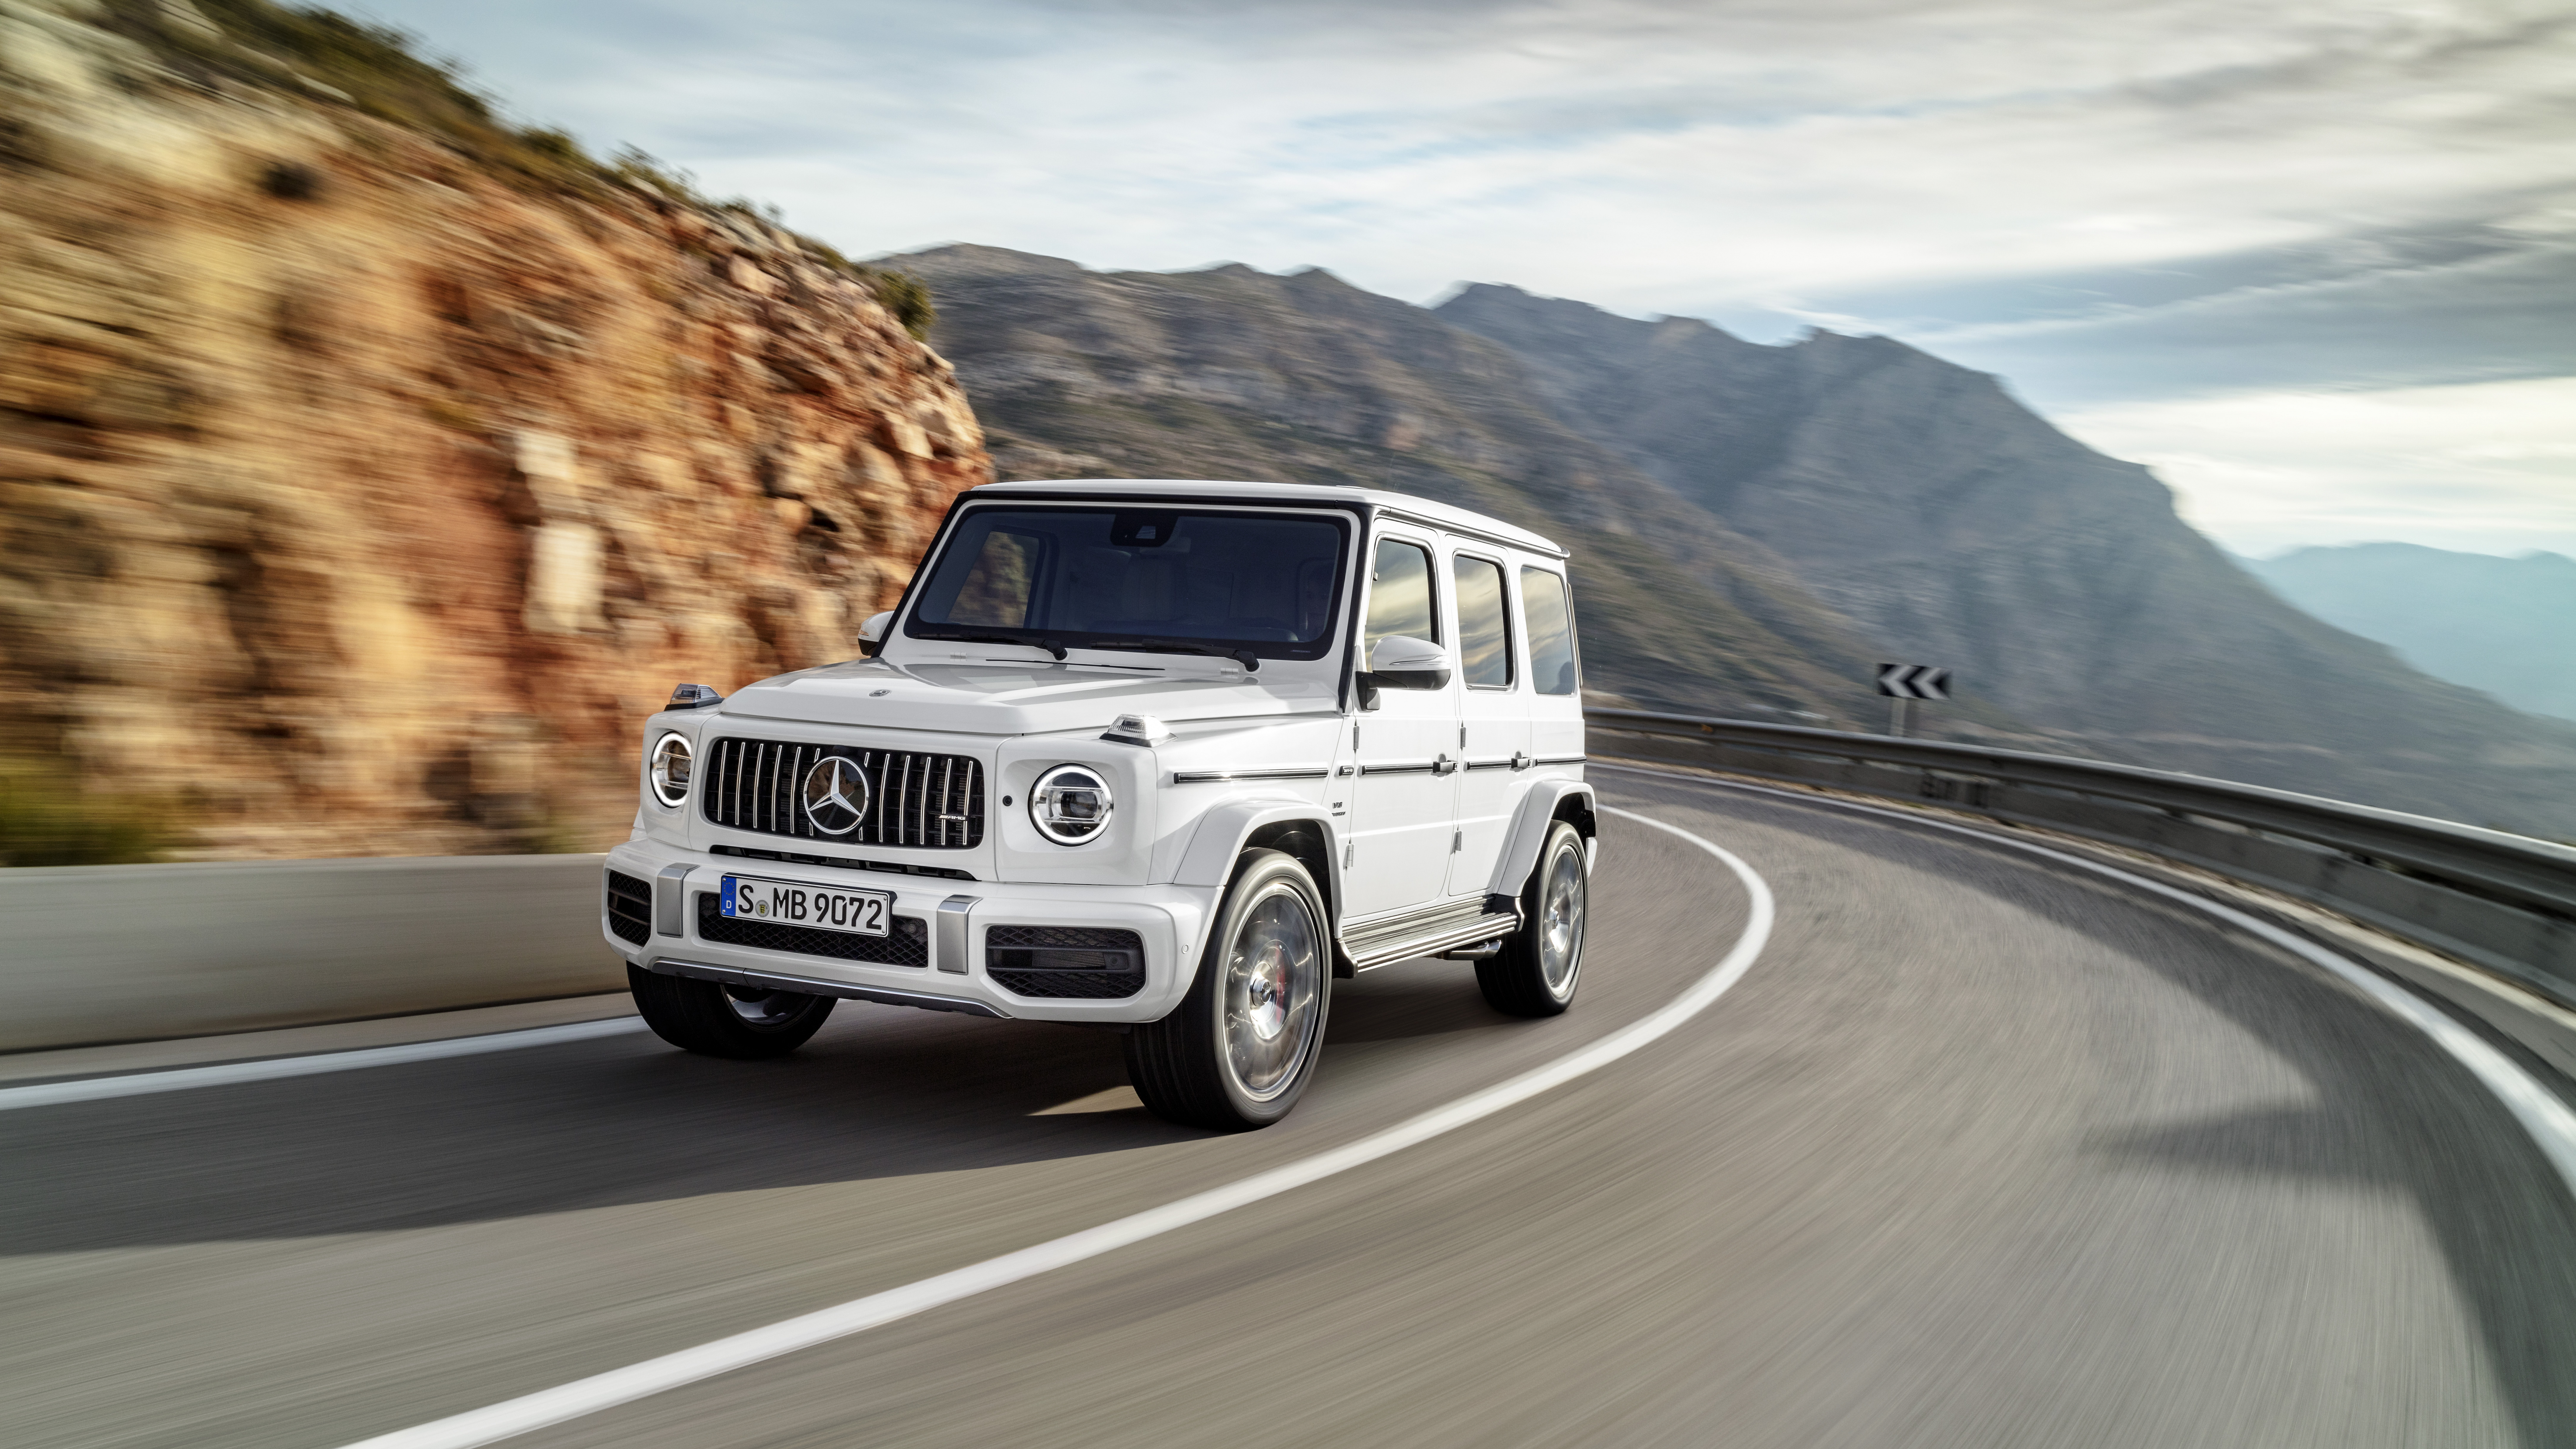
1172 793 1345 930
1486 780 1597 899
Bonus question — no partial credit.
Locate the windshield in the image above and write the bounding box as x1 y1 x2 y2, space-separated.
905 506 1352 660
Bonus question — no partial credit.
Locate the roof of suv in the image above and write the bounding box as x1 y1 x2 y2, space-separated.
965 478 1567 559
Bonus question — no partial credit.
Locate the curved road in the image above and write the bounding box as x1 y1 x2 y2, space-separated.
6 770 2575 1447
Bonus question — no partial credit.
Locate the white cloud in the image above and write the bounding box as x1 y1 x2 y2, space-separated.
358 0 2576 312
350 0 2576 553
2057 377 2576 557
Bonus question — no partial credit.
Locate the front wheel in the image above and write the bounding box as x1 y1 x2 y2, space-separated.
629 964 836 1058
1477 820 1588 1017
1127 849 1332 1131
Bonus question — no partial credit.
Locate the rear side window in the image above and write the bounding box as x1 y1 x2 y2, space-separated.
1364 538 1438 657
1521 568 1579 696
1453 555 1513 688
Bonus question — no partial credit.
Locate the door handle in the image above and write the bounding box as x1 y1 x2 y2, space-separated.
1434 753 1458 776
1511 751 1531 771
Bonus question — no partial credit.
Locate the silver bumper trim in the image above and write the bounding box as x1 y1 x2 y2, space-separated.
936 894 978 974
653 863 692 936
645 957 1006 1019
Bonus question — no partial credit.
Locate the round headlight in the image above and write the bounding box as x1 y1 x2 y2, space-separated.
648 732 693 808
1030 764 1113 845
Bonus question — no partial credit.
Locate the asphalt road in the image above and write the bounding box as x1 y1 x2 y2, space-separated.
7 770 2575 1448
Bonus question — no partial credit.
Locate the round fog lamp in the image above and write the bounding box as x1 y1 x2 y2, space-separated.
1030 765 1113 845
649 732 694 808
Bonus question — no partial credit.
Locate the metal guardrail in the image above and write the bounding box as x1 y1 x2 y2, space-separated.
1586 707 2576 1011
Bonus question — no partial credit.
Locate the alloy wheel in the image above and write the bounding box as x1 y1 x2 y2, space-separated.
1223 884 1324 1101
1540 842 1586 993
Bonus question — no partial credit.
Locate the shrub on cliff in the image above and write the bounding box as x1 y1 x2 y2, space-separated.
108 0 603 194
107 0 943 338
610 153 938 340
0 768 175 868
864 270 938 342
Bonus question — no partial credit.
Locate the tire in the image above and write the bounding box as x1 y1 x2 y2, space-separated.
1477 820 1588 1017
1127 849 1333 1131
628 963 836 1059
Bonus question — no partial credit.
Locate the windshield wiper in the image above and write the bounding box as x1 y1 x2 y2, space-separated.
920 628 1263 671
1082 637 1263 672
918 630 1068 659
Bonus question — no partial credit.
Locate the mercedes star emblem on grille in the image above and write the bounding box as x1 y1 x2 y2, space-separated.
801 754 870 836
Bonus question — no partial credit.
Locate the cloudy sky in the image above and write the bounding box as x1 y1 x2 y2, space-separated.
356 0 2576 558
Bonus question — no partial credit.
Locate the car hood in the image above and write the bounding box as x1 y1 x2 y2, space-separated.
718 658 1340 736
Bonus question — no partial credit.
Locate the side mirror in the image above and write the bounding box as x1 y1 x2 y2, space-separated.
1357 635 1450 708
856 610 893 658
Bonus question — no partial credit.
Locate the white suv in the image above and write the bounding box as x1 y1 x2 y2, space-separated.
603 479 1594 1129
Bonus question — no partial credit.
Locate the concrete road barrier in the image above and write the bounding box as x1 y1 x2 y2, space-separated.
13 712 2574 1057
0 854 621 1053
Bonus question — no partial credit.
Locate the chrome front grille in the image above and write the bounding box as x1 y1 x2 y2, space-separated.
701 737 985 849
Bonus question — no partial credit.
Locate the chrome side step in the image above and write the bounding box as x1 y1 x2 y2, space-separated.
645 958 1007 1018
1341 903 1522 972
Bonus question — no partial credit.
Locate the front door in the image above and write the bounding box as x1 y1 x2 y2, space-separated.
1340 529 1460 919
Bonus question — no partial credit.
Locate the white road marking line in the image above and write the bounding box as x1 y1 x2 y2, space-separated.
337 808 1772 1449
1599 760 2576 1199
0 1018 649 1112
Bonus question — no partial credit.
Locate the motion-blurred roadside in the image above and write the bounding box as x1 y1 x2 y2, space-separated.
1 0 985 865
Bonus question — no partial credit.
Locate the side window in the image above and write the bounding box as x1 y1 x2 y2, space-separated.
1364 538 1437 658
1521 567 1579 696
1453 554 1513 688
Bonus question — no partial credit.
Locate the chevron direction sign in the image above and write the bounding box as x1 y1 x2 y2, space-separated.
1877 663 1951 700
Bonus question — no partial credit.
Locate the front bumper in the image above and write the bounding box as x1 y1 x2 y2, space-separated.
601 840 1215 1024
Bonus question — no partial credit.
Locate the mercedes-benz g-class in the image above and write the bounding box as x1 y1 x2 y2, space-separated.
603 479 1593 1129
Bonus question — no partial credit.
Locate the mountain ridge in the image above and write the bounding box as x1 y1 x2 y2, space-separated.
1434 282 2576 834
2248 544 2576 724
897 243 1980 729
907 250 2576 837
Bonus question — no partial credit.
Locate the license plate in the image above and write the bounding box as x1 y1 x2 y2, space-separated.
720 875 891 936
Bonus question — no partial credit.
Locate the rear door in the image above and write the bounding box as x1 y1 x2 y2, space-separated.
1519 563 1585 773
1340 527 1461 919
1447 544 1527 899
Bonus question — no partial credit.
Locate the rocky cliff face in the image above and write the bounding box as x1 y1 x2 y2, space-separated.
1 0 989 859
896 244 1938 727
1437 284 2576 836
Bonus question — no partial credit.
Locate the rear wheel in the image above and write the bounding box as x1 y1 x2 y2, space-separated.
1127 849 1332 1131
628 964 836 1058
1477 820 1588 1017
